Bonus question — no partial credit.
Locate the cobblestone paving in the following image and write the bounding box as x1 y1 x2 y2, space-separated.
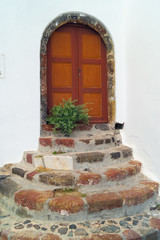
1 201 160 240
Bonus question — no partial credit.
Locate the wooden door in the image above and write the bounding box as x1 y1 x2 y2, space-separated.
47 24 108 123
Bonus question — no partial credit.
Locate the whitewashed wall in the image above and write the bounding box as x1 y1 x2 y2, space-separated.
123 0 160 182
0 0 126 166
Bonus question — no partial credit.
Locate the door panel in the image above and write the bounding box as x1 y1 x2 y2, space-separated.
82 64 101 88
82 34 101 59
47 24 108 122
51 63 72 87
83 93 102 117
51 32 72 58
78 26 107 122
47 25 77 110
52 93 72 106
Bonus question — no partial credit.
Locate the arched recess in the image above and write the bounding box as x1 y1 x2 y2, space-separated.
40 12 115 134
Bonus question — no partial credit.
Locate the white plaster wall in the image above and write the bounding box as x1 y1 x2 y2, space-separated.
0 0 126 166
123 0 160 182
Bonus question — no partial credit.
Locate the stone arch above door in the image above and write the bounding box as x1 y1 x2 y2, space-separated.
40 12 115 134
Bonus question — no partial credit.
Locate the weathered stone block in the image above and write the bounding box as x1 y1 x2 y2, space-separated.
26 153 33 164
12 167 27 178
119 186 154 206
105 168 126 181
150 218 160 230
42 233 62 240
95 139 104 145
105 139 111 144
26 171 38 180
55 139 74 148
122 229 142 240
43 156 73 170
77 172 101 185
81 234 123 240
39 138 52 147
141 180 159 192
122 149 132 158
76 152 104 163
10 231 43 240
49 195 84 214
15 190 53 211
0 178 21 197
79 139 90 144
42 124 53 132
110 152 120 159
39 172 75 186
86 192 123 213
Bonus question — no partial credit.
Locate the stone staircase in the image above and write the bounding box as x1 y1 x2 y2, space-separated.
0 123 159 239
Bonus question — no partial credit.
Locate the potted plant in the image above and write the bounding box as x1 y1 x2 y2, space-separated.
47 99 90 136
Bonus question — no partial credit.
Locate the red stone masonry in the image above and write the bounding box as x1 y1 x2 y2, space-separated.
39 138 52 147
42 124 53 132
55 139 75 148
150 218 160 230
119 186 155 206
141 180 159 192
26 171 38 180
85 180 158 213
2 231 62 240
41 233 62 240
122 230 142 240
81 234 123 240
26 153 33 164
77 172 102 185
11 232 43 240
86 192 123 213
104 161 141 181
49 195 84 214
129 160 142 167
105 168 127 181
15 190 53 211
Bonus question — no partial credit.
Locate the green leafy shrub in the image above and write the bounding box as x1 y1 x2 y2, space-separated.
47 98 90 136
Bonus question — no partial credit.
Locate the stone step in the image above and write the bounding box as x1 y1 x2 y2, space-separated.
0 174 158 222
38 133 122 153
11 160 142 189
1 206 160 240
41 123 120 138
22 145 132 170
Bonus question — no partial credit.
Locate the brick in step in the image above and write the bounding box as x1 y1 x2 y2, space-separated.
39 172 75 186
12 167 27 178
0 177 21 197
22 145 133 170
86 192 123 213
12 178 158 221
72 146 133 169
15 189 53 211
81 234 123 240
75 152 104 163
122 230 142 240
38 135 117 153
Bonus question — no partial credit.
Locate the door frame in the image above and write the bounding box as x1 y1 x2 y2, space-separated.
40 12 115 134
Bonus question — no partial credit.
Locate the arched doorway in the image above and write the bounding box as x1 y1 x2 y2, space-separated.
47 23 108 123
40 12 115 134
